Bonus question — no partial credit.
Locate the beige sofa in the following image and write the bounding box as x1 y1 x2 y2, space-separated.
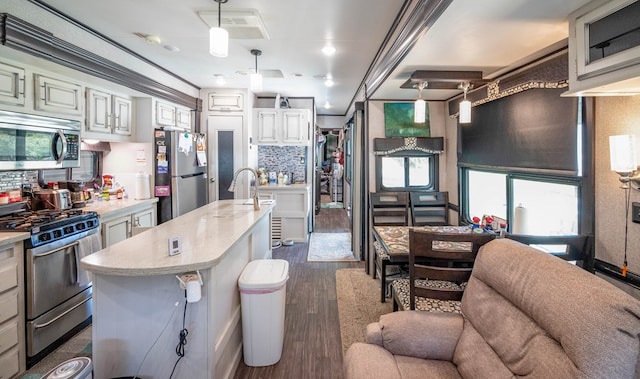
344 239 640 379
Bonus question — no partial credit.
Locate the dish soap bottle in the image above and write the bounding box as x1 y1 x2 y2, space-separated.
278 172 284 185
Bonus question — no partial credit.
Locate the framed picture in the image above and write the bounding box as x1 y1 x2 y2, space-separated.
384 102 430 137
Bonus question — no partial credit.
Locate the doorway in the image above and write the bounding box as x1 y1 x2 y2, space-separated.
318 129 344 209
206 114 245 202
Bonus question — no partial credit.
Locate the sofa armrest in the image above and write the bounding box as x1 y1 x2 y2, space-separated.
365 322 384 346
376 311 464 361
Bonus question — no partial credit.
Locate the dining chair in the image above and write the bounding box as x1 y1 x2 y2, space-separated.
391 230 495 312
409 191 449 226
505 234 594 273
369 191 409 302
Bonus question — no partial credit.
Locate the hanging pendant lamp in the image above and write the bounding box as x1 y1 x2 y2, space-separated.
250 49 263 92
414 82 426 123
209 0 229 57
459 82 471 124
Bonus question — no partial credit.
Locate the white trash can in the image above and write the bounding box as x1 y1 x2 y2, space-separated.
238 259 289 367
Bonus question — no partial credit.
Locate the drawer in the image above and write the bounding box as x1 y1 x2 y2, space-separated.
0 346 19 379
0 321 18 355
0 263 17 294
0 291 17 324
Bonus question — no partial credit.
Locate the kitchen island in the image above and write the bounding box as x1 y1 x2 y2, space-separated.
81 199 273 379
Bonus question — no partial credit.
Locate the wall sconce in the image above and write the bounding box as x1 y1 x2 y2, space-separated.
459 81 471 123
209 0 229 58
414 82 426 123
610 134 640 189
250 49 263 92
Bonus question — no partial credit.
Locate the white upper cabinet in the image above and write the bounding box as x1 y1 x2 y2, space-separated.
156 100 191 131
0 62 26 107
86 87 133 140
254 108 310 145
208 92 244 112
34 74 82 116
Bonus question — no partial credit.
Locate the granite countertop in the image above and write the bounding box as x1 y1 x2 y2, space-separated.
81 200 274 276
0 231 30 245
82 197 159 220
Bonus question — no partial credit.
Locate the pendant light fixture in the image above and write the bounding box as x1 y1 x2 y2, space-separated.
459 81 471 123
414 82 426 123
209 0 229 58
250 49 263 92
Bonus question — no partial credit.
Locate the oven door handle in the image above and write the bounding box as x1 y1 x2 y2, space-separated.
33 296 91 329
33 240 80 258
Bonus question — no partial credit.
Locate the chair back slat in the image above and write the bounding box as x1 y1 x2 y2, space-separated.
410 191 449 226
370 192 409 226
505 234 594 272
408 230 495 310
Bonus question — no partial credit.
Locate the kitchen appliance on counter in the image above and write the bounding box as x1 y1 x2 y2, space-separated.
0 109 81 170
154 129 208 224
33 189 72 210
0 205 100 367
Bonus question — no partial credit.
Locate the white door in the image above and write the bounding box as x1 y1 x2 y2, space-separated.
207 115 244 202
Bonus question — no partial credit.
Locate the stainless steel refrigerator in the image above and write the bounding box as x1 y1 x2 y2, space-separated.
154 129 208 224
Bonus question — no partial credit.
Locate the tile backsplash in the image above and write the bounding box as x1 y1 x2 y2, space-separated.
0 170 38 192
258 145 307 183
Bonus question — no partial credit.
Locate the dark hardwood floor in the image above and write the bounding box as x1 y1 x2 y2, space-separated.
233 201 362 379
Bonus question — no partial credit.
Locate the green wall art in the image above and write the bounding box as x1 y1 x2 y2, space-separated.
383 102 430 137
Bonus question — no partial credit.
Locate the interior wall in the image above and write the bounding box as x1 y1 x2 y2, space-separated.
594 95 640 276
444 112 459 223
367 101 447 191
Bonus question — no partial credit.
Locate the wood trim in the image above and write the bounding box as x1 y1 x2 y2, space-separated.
1 13 199 109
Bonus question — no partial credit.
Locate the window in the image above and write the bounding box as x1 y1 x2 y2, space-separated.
377 155 437 191
463 168 580 235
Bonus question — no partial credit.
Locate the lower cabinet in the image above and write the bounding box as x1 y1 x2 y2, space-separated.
0 239 25 379
101 205 157 248
259 185 310 243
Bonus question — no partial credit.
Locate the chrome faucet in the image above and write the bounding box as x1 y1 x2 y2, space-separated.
228 167 260 210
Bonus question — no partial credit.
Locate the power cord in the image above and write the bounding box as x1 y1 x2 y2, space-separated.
169 291 189 379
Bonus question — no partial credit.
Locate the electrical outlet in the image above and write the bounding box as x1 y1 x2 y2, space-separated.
633 202 640 223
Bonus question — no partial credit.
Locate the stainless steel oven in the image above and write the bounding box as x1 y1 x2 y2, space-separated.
0 207 100 366
0 109 81 170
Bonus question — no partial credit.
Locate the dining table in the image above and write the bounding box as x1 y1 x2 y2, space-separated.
372 225 476 263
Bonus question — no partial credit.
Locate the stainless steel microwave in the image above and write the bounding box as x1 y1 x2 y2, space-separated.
0 110 81 170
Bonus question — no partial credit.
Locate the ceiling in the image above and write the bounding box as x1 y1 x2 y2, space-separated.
36 0 594 116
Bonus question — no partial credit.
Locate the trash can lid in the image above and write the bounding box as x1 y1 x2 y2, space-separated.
42 357 92 379
239 259 289 290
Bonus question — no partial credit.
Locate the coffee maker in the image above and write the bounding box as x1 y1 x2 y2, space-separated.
58 181 86 208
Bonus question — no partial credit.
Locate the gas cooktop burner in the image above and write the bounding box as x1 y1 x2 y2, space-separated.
0 209 100 248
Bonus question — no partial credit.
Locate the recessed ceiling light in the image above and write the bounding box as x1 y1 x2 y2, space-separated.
324 101 331 109
235 71 248 76
145 35 162 44
322 45 336 56
324 79 334 87
163 45 180 52
292 73 304 77
214 74 226 85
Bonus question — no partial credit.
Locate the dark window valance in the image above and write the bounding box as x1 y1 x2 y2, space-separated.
458 88 578 174
374 137 443 157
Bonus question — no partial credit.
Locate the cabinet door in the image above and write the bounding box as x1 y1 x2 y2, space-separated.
0 61 25 107
132 207 156 227
102 215 131 247
86 88 112 133
0 347 19 379
156 101 176 126
113 96 133 136
208 92 243 111
176 108 192 130
34 74 82 115
282 110 309 144
255 110 279 144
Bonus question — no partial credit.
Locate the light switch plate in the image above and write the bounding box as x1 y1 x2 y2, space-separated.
632 202 640 223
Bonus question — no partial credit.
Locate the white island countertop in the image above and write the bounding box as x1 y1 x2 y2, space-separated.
81 199 274 276
82 197 158 220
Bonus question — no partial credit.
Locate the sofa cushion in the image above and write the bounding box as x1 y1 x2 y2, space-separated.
457 239 640 378
395 355 462 379
344 342 402 379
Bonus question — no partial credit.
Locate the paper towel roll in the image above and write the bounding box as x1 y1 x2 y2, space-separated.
513 205 528 234
135 172 151 200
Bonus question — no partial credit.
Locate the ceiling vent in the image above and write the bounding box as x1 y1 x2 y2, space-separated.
199 9 270 40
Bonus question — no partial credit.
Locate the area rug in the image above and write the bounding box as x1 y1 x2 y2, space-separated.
20 326 92 378
336 268 393 354
307 232 357 261
321 202 344 209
